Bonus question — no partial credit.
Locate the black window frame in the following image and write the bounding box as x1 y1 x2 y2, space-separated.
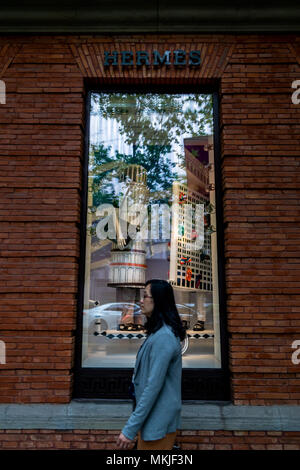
73 83 231 401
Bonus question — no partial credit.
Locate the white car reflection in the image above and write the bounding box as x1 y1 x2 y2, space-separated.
84 302 145 334
176 304 199 330
84 301 201 335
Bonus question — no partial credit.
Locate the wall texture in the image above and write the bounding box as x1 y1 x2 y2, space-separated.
1 429 300 451
0 33 299 449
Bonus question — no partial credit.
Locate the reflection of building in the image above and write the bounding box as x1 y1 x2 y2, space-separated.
169 137 213 292
169 136 215 325
185 138 210 196
169 181 212 292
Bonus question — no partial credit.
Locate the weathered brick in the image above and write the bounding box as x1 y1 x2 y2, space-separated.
0 32 299 414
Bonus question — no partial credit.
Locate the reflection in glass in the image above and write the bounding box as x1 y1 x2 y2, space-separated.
82 93 221 369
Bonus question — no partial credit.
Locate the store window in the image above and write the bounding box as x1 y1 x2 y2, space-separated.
80 90 223 372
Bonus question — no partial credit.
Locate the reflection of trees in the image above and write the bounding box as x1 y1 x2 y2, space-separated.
92 93 213 148
88 92 214 236
89 143 177 208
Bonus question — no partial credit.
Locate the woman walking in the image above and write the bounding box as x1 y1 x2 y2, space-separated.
116 279 186 450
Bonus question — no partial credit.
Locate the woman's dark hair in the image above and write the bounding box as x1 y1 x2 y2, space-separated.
143 279 186 341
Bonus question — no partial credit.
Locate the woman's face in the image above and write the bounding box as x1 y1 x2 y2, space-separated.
140 284 154 318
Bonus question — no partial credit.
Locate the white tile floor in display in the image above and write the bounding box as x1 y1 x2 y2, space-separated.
83 332 221 368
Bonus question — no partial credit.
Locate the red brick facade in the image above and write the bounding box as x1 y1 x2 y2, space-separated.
0 430 299 451
0 33 299 449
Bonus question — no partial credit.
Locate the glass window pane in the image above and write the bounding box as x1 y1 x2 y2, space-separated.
81 92 221 369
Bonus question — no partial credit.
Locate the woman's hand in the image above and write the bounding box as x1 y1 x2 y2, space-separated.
116 432 134 449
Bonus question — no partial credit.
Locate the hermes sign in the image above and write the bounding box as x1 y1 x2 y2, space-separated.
104 50 201 67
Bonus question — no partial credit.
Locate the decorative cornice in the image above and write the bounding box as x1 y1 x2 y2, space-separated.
0 3 299 33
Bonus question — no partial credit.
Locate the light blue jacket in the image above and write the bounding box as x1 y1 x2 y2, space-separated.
122 322 182 441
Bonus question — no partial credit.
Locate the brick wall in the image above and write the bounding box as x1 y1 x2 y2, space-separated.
0 429 299 450
0 33 299 408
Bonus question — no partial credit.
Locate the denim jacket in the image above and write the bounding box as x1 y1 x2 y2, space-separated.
122 323 182 441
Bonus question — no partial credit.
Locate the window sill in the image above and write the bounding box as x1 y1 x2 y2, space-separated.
0 400 300 431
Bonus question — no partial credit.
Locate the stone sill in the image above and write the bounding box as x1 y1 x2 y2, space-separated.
0 400 300 431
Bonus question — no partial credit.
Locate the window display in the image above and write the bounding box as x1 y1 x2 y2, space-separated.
81 92 221 369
